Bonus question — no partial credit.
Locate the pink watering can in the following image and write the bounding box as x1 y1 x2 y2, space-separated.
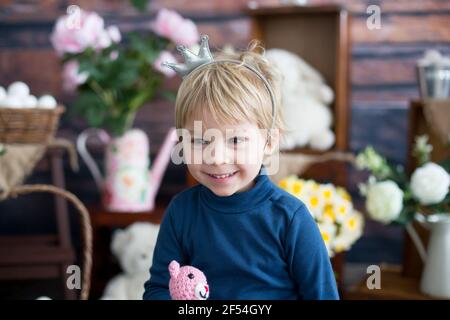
76 127 178 212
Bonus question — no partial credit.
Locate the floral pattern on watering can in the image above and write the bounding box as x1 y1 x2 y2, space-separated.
77 127 178 213
103 130 151 212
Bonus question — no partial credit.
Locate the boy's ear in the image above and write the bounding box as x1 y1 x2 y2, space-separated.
264 129 280 155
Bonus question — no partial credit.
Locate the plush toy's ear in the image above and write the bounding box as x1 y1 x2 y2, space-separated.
111 229 131 258
168 260 180 279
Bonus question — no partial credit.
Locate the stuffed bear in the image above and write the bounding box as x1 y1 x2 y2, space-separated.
101 222 160 300
265 48 336 151
168 260 209 300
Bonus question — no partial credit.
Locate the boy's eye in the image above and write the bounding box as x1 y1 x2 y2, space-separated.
192 138 209 146
229 136 247 145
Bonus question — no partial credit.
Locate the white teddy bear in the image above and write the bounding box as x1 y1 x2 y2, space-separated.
265 48 336 151
101 222 160 300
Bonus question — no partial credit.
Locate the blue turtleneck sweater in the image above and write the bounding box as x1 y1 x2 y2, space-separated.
143 168 339 300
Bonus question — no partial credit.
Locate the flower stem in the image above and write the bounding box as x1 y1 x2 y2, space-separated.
405 223 427 263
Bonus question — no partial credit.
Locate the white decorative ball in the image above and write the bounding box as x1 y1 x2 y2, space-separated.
22 95 38 108
38 95 57 109
0 86 6 101
7 81 30 98
2 96 23 108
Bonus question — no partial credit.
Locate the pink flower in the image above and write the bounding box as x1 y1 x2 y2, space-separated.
110 51 119 60
107 26 121 43
51 10 117 56
96 29 112 50
62 60 88 92
153 51 177 78
171 19 199 47
152 9 199 46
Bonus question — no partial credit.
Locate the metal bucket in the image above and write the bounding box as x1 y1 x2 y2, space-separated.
417 65 450 99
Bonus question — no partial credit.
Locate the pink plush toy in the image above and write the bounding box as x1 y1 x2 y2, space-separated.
168 260 209 300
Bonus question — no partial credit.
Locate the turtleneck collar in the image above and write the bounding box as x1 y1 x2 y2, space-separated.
199 166 274 213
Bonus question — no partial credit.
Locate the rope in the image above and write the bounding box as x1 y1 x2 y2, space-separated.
0 138 79 201
2 184 92 300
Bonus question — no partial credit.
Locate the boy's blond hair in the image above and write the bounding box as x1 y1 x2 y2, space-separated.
175 40 285 137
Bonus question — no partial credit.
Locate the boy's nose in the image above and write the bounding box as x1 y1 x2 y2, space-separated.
205 141 230 165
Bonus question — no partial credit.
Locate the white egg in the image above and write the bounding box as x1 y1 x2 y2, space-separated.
0 86 6 101
22 95 38 108
2 96 23 108
38 95 57 109
7 81 30 98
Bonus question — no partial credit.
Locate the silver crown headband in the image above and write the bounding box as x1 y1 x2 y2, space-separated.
162 35 277 130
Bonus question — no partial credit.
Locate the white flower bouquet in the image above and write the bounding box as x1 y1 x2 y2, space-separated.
278 177 364 257
356 135 450 225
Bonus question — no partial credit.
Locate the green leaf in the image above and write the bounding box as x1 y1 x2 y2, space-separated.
130 0 148 11
439 156 450 172
73 91 107 128
393 205 416 225
0 144 6 157
129 90 152 111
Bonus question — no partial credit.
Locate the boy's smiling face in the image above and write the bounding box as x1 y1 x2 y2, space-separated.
182 111 269 197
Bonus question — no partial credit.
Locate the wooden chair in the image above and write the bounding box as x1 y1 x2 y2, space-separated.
0 145 77 299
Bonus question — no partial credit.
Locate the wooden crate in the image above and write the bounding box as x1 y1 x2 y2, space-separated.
245 4 351 153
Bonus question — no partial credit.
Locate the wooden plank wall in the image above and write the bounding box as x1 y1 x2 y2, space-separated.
0 0 448 235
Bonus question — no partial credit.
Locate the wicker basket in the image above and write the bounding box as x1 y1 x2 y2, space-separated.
0 105 65 144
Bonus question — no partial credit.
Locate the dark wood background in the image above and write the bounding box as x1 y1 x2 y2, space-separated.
1 0 449 265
